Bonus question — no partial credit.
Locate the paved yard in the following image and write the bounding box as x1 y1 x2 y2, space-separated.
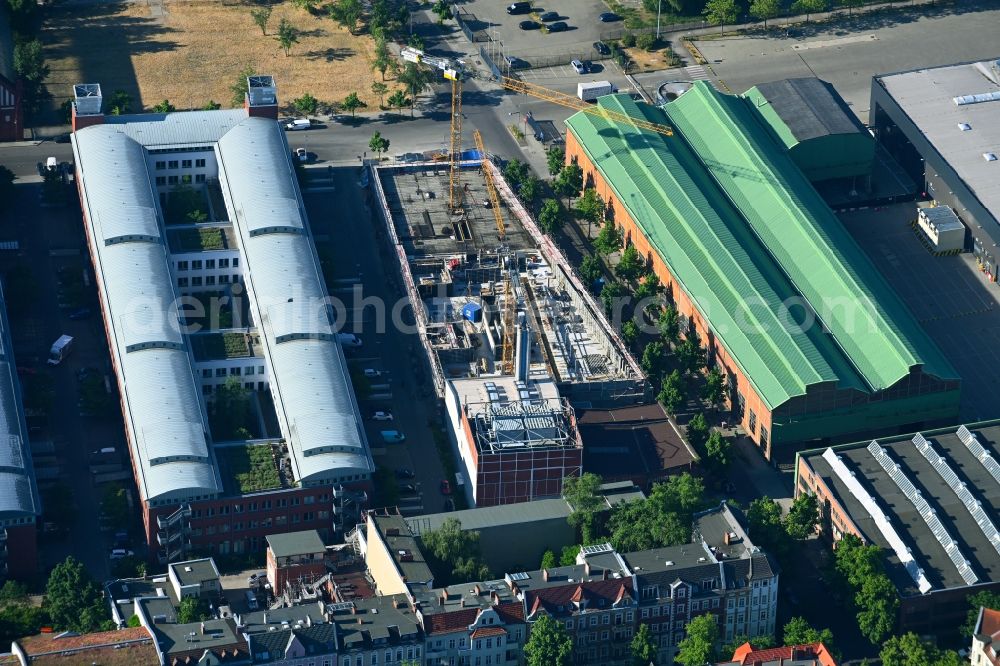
840 203 1000 422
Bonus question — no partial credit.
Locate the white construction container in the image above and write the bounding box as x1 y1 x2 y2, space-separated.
577 81 614 102
917 206 965 253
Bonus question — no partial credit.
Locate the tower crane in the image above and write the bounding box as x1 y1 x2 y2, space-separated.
471 129 504 242
401 46 467 212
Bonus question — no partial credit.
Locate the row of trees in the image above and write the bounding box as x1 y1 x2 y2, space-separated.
703 0 868 35
832 533 899 644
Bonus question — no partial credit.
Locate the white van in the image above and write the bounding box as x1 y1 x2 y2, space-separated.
284 118 311 131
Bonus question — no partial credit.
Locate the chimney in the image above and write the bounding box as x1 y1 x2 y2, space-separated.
724 532 732 546
244 75 279 120
602 569 608 581
584 562 591 577
351 606 357 615
357 618 363 625
263 612 268 624
199 622 205 635
542 569 549 582
438 595 445 607
71 83 104 132
306 615 312 628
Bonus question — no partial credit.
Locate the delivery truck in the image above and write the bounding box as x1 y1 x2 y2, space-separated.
380 430 406 443
47 335 74 365
577 81 615 102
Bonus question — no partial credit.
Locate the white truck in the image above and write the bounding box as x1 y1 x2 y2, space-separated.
577 81 615 102
47 335 74 365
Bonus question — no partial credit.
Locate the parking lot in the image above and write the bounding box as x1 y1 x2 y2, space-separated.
840 203 1000 423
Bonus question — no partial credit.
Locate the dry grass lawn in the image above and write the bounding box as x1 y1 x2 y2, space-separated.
42 0 383 116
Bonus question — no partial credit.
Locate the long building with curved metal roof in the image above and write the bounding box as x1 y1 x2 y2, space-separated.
564 84 961 458
71 79 372 562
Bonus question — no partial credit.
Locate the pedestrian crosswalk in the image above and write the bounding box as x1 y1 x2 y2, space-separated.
685 64 709 81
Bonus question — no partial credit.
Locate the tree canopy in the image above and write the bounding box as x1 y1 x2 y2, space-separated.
419 519 490 585
784 493 819 540
782 616 834 650
675 613 718 665
616 245 644 281
563 473 604 543
834 534 899 644
880 632 963 666
593 220 622 256
524 614 573 666
44 557 110 632
554 164 584 203
704 0 739 33
575 186 604 228
607 473 704 552
547 146 566 176
630 622 657 665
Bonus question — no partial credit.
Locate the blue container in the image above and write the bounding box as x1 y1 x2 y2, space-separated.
462 302 483 323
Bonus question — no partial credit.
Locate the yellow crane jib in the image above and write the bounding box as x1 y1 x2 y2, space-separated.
472 130 505 242
498 76 674 137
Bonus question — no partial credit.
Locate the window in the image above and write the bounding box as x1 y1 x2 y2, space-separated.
178 277 189 288
215 368 227 377
220 258 230 268
246 366 255 375
195 174 206 183
181 174 192 184
748 410 757 434
168 160 179 169
602 614 610 625
196 158 206 168
206 259 216 269
192 260 203 270
206 275 216 285
601 631 609 640
156 176 166 186
233 257 240 267
219 275 230 284
182 159 192 168
589 616 597 627
156 161 166 170
192 276 202 287
760 426 769 447
168 175 179 184
565 619 574 630
202 384 212 395
230 367 241 376
738 598 746 608
712 598 720 609
385 650 392 663
178 260 189 271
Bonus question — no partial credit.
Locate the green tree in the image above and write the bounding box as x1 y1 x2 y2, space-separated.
621 320 639 348
108 89 133 115
152 99 175 113
276 18 300 56
250 5 272 34
676 613 718 665
782 616 833 648
431 0 452 23
100 484 130 531
519 176 541 209
230 65 256 107
371 82 389 108
44 557 109 632
211 377 251 440
722 634 776 655
662 472 705 515
330 0 363 34
600 281 627 318
398 63 431 115
636 32 656 51
202 100 222 110
641 340 667 379
686 413 709 450
593 221 622 256
748 496 788 557
369 130 390 159
834 534 883 588
177 596 211 623
784 493 819 540
658 305 680 345
630 622 657 665
547 146 566 176
555 164 584 205
373 36 391 80
0 581 27 604
420 519 490 584
704 0 739 34
341 91 367 117
387 89 410 117
127 614 142 628
880 632 940 666
579 255 603 287
855 574 898 644
616 244 643 281
749 0 781 27
502 158 529 188
839 0 863 16
676 337 706 375
293 93 319 115
964 590 1000 637
540 549 557 569
576 187 605 234
539 198 561 235
791 0 826 21
703 368 726 406
705 430 732 473
563 472 604 544
658 370 685 414
13 38 47 83
635 273 662 306
525 614 573 666
559 544 581 566
0 601 47 647
292 0 318 9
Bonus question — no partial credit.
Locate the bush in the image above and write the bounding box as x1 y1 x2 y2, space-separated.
636 32 656 50
621 32 636 47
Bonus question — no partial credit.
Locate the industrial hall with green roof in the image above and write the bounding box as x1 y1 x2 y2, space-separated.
564 81 960 459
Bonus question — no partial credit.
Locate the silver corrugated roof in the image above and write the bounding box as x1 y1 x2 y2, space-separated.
105 110 247 149
73 126 221 502
217 119 373 485
0 285 41 518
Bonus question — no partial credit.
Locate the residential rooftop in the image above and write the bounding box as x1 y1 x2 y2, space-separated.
151 617 248 662
799 421 1000 596
240 602 328 634
14 627 157 666
565 86 957 410
371 513 434 587
267 529 327 559
169 557 220 588
329 595 421 650
406 498 572 536
875 59 1000 240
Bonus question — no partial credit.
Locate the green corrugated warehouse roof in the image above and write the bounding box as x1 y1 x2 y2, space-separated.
565 86 957 410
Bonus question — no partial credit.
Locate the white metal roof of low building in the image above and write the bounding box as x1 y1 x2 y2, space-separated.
104 109 248 149
216 118 373 485
73 126 221 503
0 290 40 519
878 60 1000 230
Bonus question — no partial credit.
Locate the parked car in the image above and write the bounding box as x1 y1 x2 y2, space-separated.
439 479 452 495
593 41 610 56
395 468 414 479
539 11 559 21
571 59 588 74
503 55 527 70
599 12 621 21
372 411 394 421
53 133 71 144
506 1 531 14
109 548 134 560
547 21 568 32
363 368 382 378
284 118 312 131
400 484 418 495
68 307 92 320
247 572 265 587
519 20 540 30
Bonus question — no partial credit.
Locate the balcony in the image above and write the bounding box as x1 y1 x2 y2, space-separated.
156 504 192 530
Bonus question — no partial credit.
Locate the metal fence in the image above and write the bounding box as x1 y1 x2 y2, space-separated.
453 7 490 43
